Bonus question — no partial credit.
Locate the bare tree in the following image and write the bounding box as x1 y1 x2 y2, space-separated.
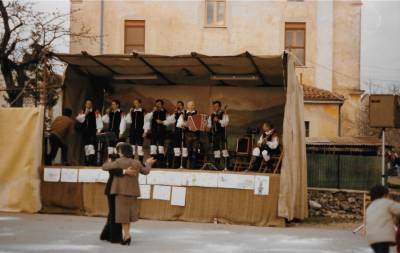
389 83 400 95
0 0 93 107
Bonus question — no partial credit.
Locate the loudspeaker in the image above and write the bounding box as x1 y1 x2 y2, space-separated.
369 95 400 128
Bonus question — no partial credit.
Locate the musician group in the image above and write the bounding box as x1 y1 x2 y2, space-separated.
48 98 280 171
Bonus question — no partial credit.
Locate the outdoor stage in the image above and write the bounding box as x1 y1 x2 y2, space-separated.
41 167 284 227
0 53 307 223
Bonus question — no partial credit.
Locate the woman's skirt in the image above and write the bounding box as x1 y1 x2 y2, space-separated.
115 195 139 224
100 194 123 243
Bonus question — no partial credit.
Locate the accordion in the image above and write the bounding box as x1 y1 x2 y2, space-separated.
187 114 209 132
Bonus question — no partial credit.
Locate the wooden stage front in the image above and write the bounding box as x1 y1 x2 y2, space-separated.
40 167 285 227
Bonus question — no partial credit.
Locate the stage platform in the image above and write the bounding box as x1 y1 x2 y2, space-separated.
40 167 284 227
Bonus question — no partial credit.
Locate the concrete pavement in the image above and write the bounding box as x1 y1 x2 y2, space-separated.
0 212 377 253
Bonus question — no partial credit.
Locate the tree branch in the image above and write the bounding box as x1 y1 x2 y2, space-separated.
0 0 11 53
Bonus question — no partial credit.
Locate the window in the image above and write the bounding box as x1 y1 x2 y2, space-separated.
205 0 226 27
305 121 310 137
124 20 145 54
285 22 306 66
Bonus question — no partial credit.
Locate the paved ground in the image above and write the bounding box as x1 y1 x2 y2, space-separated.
0 212 381 253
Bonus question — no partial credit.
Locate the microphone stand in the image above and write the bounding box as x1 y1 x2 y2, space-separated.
180 112 185 169
180 128 184 169
222 106 229 171
223 124 228 171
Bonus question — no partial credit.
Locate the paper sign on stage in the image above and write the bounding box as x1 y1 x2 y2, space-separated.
147 171 184 186
138 174 147 185
43 168 61 182
254 176 269 195
152 185 171 200
218 173 255 190
60 168 78 183
171 186 186 206
78 169 99 183
185 172 219 187
96 170 109 183
138 185 151 199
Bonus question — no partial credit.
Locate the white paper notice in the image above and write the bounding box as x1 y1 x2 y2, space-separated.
138 174 147 185
218 174 255 190
96 170 109 183
43 168 61 182
147 171 184 186
78 169 99 183
171 186 186 206
138 185 151 200
60 168 78 183
185 172 219 188
152 185 171 200
254 176 270 195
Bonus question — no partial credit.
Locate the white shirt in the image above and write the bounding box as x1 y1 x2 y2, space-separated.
76 109 103 133
176 110 197 128
207 111 230 129
257 130 279 149
143 110 175 133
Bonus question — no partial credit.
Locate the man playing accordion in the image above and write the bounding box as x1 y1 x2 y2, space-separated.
176 101 200 169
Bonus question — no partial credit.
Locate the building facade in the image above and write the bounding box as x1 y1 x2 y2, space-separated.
70 0 363 138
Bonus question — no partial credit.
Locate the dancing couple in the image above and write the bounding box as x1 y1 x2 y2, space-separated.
100 142 156 245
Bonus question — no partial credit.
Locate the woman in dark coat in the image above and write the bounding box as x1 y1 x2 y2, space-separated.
99 145 136 243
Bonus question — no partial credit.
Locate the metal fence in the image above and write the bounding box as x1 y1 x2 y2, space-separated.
307 153 381 190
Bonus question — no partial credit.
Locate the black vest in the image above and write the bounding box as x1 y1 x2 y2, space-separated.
130 109 144 132
151 109 167 132
261 130 280 154
83 110 97 136
107 110 121 135
211 110 225 134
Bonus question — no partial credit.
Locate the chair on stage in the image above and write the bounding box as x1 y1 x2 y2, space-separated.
258 152 283 174
233 137 251 171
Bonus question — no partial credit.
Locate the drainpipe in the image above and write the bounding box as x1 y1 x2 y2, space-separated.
100 0 104 54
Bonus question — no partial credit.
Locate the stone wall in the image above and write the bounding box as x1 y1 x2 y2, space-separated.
308 189 364 221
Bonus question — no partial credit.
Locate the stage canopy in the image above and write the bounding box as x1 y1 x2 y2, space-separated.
54 51 285 88
55 51 307 221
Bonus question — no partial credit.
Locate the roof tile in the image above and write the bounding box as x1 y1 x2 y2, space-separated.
303 85 345 102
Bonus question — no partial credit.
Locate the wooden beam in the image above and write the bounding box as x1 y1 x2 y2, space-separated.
132 52 174 85
81 51 118 75
245 51 269 86
81 51 136 85
191 52 227 86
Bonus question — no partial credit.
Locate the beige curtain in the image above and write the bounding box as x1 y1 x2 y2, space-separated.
278 54 308 220
0 106 44 213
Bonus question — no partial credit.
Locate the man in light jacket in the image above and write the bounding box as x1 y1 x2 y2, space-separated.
366 184 400 253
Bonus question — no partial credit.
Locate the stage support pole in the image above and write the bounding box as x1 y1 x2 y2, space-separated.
382 128 386 186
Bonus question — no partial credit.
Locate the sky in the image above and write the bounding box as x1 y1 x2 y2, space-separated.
28 0 70 53
30 0 400 94
361 0 400 93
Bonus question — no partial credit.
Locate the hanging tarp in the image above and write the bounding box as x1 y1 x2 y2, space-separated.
0 106 44 213
278 54 308 220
